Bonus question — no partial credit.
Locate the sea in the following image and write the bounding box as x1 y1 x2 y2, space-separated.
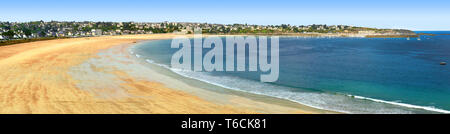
130 31 450 114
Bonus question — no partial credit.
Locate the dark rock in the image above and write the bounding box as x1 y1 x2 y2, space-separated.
441 62 447 65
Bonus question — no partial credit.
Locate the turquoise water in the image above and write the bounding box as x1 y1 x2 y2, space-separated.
132 32 450 113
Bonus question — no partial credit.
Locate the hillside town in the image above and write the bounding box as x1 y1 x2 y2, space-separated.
0 21 416 40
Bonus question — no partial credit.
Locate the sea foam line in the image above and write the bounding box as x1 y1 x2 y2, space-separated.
137 56 351 113
171 66 450 114
348 95 450 114
146 57 450 113
152 66 356 113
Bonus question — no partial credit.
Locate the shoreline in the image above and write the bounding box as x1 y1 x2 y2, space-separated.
117 40 338 114
1 33 447 114
0 34 336 114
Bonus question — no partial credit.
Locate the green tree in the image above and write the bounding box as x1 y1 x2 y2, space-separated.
23 29 32 36
2 30 15 39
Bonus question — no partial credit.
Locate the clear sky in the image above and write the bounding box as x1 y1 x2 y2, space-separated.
1 0 449 30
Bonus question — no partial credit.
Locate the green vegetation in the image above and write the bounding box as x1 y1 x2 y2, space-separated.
1 30 15 39
0 37 68 47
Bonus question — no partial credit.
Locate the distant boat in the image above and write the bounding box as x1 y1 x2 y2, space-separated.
417 38 421 41
407 37 410 40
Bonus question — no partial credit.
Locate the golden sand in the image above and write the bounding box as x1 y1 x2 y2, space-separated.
0 34 334 114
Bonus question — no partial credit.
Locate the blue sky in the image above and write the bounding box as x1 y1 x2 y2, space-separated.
1 0 449 30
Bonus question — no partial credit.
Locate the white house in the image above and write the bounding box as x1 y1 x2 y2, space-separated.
91 29 102 36
0 35 4 40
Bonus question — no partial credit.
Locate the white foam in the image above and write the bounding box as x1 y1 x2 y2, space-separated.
143 59 449 113
145 59 154 63
349 95 450 113
168 67 450 113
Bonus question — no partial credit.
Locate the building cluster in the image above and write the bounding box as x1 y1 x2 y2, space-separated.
0 21 413 40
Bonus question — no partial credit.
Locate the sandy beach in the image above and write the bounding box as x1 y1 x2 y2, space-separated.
0 34 335 114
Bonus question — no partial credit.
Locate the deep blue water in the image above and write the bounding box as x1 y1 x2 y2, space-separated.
132 32 450 113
